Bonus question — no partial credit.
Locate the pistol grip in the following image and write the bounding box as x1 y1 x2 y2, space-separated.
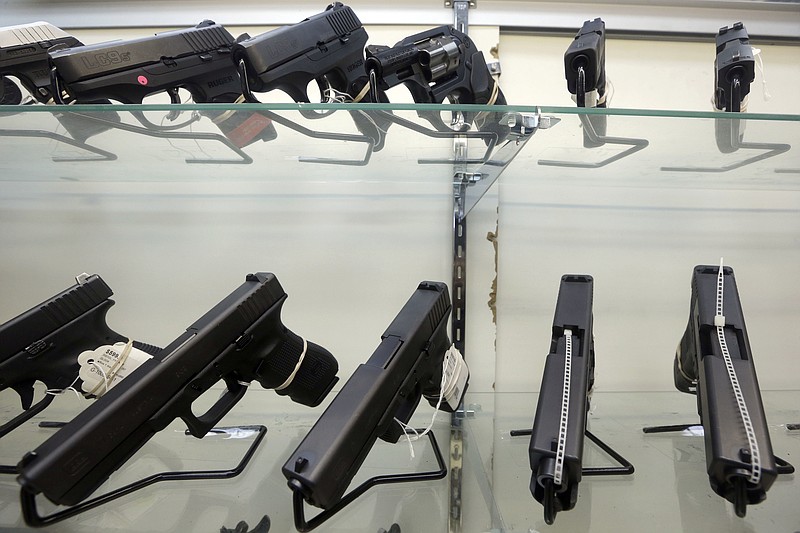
180 377 248 438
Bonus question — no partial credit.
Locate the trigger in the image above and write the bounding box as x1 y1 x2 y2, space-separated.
13 382 36 410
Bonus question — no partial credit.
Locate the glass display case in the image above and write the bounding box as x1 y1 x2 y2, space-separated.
0 103 797 532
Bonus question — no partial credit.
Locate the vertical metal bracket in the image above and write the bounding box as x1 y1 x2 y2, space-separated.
448 135 469 533
445 0 475 35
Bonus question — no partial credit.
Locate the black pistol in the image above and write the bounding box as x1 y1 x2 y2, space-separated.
714 22 755 114
232 3 391 149
232 3 377 106
283 281 468 519
0 273 157 439
674 264 778 516
364 25 509 141
564 18 607 146
16 272 338 514
528 275 595 524
0 21 120 141
48 21 277 148
713 22 755 153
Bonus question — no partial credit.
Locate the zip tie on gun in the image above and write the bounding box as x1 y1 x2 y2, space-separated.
474 79 501 127
715 259 761 485
352 81 372 103
274 337 308 391
212 95 247 125
554 329 573 487
394 345 463 459
752 47 772 102
45 374 83 400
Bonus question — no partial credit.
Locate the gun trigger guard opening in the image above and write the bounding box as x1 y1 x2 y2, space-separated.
299 77 337 120
181 378 248 438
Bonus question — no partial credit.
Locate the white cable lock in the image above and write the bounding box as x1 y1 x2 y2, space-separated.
715 259 761 485
274 338 308 391
554 329 573 487
395 345 467 459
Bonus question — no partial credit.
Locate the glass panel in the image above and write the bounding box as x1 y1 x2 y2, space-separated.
462 390 800 532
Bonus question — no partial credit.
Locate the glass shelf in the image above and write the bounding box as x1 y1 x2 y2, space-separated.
1 104 798 531
0 389 454 532
1 390 796 532
461 390 800 533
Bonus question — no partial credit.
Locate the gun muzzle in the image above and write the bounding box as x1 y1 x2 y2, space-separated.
565 18 606 98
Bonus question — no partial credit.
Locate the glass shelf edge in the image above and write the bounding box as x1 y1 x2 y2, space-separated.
2 103 799 122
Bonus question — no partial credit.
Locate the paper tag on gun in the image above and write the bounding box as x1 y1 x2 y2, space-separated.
78 342 152 397
442 345 469 412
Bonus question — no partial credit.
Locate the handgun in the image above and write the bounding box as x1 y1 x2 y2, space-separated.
232 3 391 149
0 273 158 439
48 20 277 148
713 22 755 153
714 22 755 114
673 264 778 516
564 18 607 147
528 275 595 524
0 21 119 142
364 25 509 141
16 272 338 510
283 281 468 512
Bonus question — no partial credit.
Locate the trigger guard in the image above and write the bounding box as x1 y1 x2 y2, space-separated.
180 379 248 438
418 109 470 133
297 78 336 120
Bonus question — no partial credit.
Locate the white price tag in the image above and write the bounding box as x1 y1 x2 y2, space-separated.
78 342 153 397
442 345 469 412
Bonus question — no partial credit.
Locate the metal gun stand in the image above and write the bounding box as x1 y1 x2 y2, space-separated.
290 431 447 532
17 424 267 527
660 115 790 173
0 127 116 161
538 65 648 169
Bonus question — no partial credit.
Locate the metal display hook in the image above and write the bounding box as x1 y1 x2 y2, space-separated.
257 109 375 166
60 111 255 165
290 430 447 533
0 128 117 162
661 117 790 173
18 424 267 527
539 66 648 169
371 109 500 165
